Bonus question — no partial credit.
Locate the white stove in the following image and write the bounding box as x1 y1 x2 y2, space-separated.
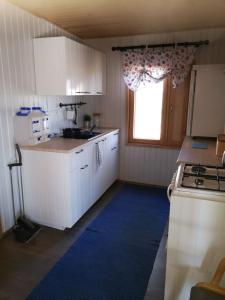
165 163 225 300
167 163 225 202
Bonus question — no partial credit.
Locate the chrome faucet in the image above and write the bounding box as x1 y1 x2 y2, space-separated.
89 125 96 133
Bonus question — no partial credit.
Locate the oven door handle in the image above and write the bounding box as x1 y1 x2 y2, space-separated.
167 183 173 202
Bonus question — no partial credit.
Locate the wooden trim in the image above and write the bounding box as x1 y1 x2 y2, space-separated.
126 142 181 149
211 258 225 286
127 79 169 147
117 179 167 189
127 88 134 143
126 76 189 148
196 258 225 297
161 77 171 144
167 73 190 147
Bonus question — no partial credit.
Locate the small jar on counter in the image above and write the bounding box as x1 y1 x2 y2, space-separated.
93 113 101 128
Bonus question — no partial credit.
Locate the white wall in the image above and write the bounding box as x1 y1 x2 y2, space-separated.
0 0 92 232
85 28 225 186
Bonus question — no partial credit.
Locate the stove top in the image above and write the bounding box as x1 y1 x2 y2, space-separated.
181 164 225 192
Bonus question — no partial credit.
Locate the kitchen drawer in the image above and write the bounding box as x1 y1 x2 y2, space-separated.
70 144 90 171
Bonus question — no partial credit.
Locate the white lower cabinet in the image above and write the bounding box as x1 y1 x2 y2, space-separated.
21 130 119 230
107 131 120 184
92 136 107 202
69 144 92 225
92 130 120 203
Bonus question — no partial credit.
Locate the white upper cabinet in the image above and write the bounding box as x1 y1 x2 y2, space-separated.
33 36 106 96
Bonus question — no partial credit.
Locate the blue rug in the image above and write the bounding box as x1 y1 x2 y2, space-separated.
27 184 169 300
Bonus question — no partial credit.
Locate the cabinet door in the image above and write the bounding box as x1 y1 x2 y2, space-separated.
92 137 107 202
70 144 92 225
76 44 90 95
70 168 83 224
80 163 92 213
106 132 119 186
70 39 80 95
94 50 106 95
34 37 69 95
87 47 96 94
110 145 119 182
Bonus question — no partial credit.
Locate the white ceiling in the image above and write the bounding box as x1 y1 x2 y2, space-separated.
7 0 225 39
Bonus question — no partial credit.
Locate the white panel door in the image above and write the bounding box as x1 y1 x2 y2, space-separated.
191 64 225 137
94 50 106 95
110 146 119 183
106 131 119 185
70 168 83 224
69 38 80 95
79 163 91 214
33 37 69 95
87 47 96 94
78 43 90 95
92 137 107 202
70 144 92 222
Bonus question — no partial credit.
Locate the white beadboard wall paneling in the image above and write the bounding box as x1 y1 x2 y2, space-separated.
0 0 86 232
85 27 225 186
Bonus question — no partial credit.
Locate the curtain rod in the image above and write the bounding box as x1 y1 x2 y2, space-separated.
111 40 209 51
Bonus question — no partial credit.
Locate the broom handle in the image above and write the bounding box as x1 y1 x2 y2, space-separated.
8 144 24 223
19 166 25 216
15 144 25 217
9 168 17 224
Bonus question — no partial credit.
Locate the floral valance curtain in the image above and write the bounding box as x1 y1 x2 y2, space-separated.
121 46 197 91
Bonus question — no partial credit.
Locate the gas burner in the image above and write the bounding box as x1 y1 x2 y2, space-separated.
192 166 206 174
195 178 204 186
181 164 225 192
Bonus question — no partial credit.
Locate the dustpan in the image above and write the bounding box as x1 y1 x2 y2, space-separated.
8 144 41 243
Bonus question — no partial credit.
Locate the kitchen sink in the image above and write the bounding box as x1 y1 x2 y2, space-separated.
62 128 102 139
75 131 102 139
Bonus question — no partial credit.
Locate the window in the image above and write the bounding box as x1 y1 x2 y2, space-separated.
127 76 190 148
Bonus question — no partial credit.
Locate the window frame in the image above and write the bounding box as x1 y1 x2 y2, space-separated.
126 76 189 149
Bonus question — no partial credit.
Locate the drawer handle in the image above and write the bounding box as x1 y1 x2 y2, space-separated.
113 133 119 136
95 139 106 144
96 92 102 94
80 164 88 170
76 149 84 154
111 146 117 151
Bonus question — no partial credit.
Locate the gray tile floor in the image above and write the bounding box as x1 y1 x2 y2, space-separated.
0 182 167 300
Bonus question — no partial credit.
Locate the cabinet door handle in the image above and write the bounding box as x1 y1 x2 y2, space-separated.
96 92 102 94
76 91 90 94
80 164 88 170
113 133 119 136
111 146 117 151
101 138 106 142
76 149 84 154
